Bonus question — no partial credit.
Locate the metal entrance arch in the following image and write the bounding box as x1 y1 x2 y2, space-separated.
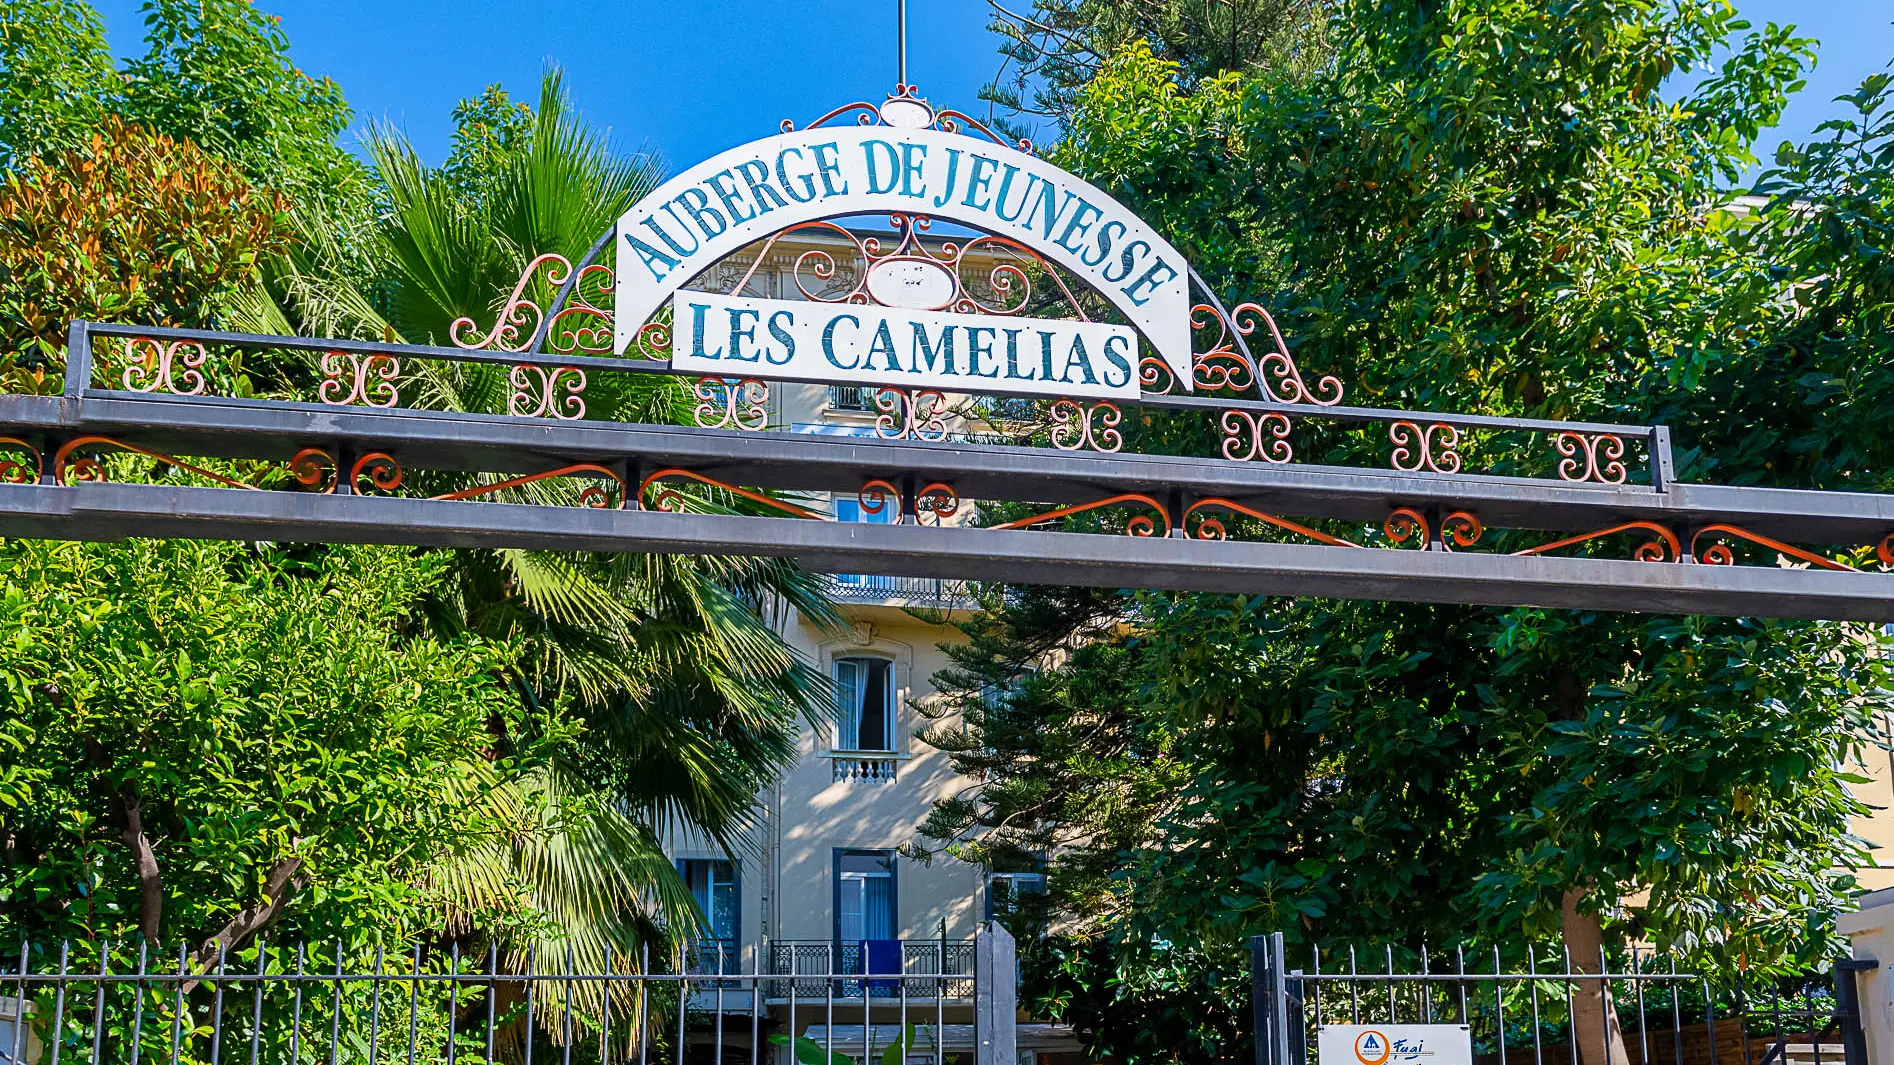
1 310 1891 621
3 85 1894 619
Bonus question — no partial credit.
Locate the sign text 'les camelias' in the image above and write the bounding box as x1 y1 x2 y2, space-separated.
672 293 1140 401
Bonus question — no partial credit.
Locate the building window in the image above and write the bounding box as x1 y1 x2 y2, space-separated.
831 496 899 596
986 871 1048 922
834 656 895 752
835 850 897 944
830 384 873 411
680 858 738 972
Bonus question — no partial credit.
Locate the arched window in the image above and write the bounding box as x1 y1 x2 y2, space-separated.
833 656 895 752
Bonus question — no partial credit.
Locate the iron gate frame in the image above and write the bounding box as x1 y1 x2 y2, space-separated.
1252 934 1876 1065
1 319 1893 620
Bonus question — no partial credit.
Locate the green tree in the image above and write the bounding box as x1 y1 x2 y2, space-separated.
0 0 118 170
925 5 1894 1063
0 118 291 391
259 69 838 1019
0 538 534 950
0 0 378 289
981 0 1326 138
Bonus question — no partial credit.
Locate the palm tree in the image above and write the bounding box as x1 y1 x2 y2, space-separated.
248 66 838 1038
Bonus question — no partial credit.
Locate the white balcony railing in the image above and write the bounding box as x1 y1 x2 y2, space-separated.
831 755 898 783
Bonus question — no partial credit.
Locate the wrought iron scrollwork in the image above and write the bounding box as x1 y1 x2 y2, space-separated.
319 352 401 408
915 483 959 525
434 463 625 509
634 320 671 359
722 212 1089 322
1389 422 1462 474
1384 508 1429 548
349 452 403 494
693 378 769 431
1221 410 1292 463
0 437 42 483
1139 357 1177 395
874 388 949 441
1049 399 1122 453
859 480 901 521
509 365 587 420
782 83 1034 154
121 338 208 396
1690 524 1855 572
53 435 259 491
858 479 960 525
1555 432 1628 484
1442 512 1483 550
1186 498 1360 547
1514 521 1678 563
289 448 337 493
991 493 1171 538
638 468 822 519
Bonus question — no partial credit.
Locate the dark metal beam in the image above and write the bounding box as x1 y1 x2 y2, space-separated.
7 392 1893 545
4 483 1891 621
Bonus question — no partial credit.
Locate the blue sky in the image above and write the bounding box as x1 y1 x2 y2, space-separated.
87 0 1894 175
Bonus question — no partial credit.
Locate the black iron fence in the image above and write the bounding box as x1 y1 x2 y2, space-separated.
823 575 975 608
0 930 1015 1065
763 942 976 1000
1252 935 1874 1065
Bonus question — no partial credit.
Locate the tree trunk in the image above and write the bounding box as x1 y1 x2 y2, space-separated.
1563 887 1629 1065
113 791 163 942
184 856 307 987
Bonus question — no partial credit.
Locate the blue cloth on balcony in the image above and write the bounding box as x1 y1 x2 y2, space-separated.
863 938 901 994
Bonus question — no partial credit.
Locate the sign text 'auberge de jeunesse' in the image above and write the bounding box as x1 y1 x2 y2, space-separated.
612 124 1197 398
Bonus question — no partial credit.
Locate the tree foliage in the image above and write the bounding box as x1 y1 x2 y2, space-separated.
0 0 118 169
0 539 533 948
926 4 1894 1062
0 118 290 391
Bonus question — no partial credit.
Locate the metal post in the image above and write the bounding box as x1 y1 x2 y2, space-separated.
974 921 1016 1065
1253 933 1290 1065
896 0 907 87
1650 426 1675 492
1838 960 1877 1065
1253 937 1272 1065
63 321 91 399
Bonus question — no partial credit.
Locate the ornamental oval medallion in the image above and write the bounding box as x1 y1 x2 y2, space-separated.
878 97 935 129
866 257 957 310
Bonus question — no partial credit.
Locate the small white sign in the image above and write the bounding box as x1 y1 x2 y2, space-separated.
1318 1025 1473 1065
670 293 1141 401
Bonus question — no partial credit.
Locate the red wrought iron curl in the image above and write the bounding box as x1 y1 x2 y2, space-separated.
1185 499 1361 548
1513 521 1680 563
0 437 42 483
990 493 1172 538
289 448 337 493
349 452 404 494
638 468 823 519
433 464 626 509
1690 524 1855 572
1384 508 1429 548
53 435 260 491
1442 512 1483 550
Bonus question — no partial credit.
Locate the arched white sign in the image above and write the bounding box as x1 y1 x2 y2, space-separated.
611 125 1196 389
